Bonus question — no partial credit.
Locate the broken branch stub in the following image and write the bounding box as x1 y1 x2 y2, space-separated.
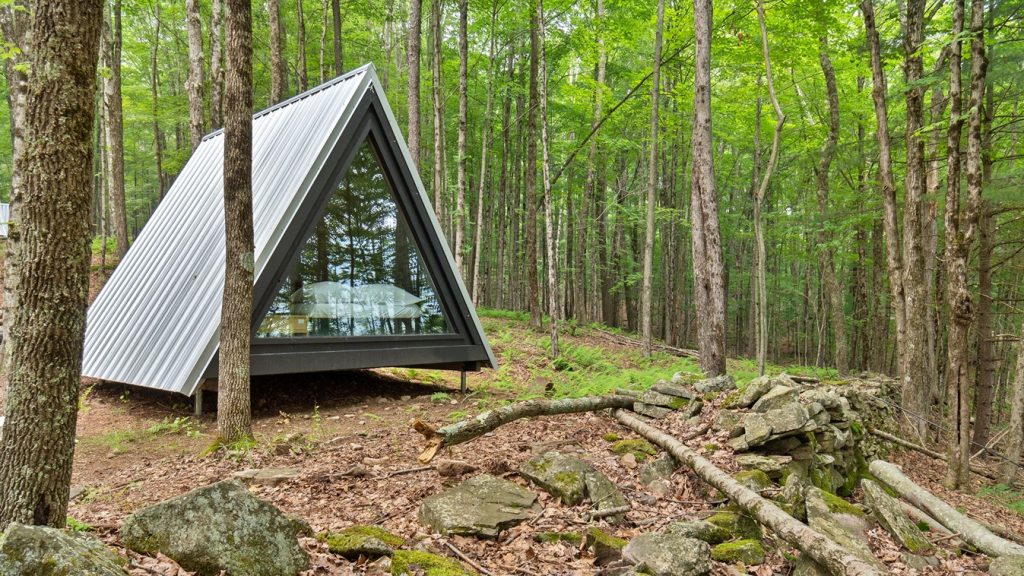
414 395 636 463
613 409 883 576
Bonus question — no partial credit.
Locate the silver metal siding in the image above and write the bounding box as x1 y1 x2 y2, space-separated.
83 68 370 395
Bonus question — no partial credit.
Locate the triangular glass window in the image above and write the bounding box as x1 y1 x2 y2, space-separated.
257 139 452 338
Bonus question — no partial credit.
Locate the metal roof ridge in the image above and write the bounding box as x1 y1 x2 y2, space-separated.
200 63 374 143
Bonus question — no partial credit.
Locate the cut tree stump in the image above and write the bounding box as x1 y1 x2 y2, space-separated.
613 409 882 576
413 395 635 463
869 460 1024 557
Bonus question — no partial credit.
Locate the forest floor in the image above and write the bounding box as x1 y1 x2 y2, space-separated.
45 264 1024 575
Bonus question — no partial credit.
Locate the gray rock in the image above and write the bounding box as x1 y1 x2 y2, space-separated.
723 376 774 409
419 474 540 538
639 453 677 486
231 467 300 486
120 480 309 576
0 523 128 576
670 372 689 385
803 487 882 571
773 473 807 521
652 381 695 400
743 414 772 447
735 454 792 479
902 553 940 571
665 520 729 544
520 451 590 505
762 403 809 436
633 402 673 419
861 479 931 553
989 555 1024 576
713 410 746 437
752 386 799 413
682 399 704 418
640 390 689 409
584 469 629 523
694 374 736 394
622 532 711 576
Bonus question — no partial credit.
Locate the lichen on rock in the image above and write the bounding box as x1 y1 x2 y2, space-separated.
0 523 128 576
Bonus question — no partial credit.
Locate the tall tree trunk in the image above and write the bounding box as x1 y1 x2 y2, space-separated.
296 0 308 91
538 0 557 357
218 0 254 444
454 0 468 274
640 0 664 357
690 0 726 376
331 0 343 74
430 0 444 221
526 0 541 329
901 0 933 436
407 0 422 169
210 0 224 129
748 92 761 362
151 2 166 198
592 0 611 325
972 206 995 449
186 0 206 151
816 39 846 374
101 0 128 260
1002 318 1024 483
471 1 497 304
0 0 102 527
861 0 907 385
945 0 987 489
752 0 784 375
268 0 287 104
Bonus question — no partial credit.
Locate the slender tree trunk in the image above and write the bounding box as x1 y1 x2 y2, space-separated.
407 0 422 169
816 39 846 374
472 2 497 304
268 0 287 104
0 0 102 527
592 0 610 325
101 0 128 259
218 0 254 444
454 0 468 274
526 0 541 329
752 0 784 376
973 206 995 449
296 0 307 91
331 0 343 74
861 0 907 382
1002 319 1024 483
210 0 224 129
945 0 987 489
151 2 166 198
186 0 206 151
430 0 444 221
538 0 557 357
748 92 761 362
640 0 665 357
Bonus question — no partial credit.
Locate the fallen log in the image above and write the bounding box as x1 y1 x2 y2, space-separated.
614 409 882 576
867 427 1000 482
869 460 1024 557
592 327 699 359
413 395 636 463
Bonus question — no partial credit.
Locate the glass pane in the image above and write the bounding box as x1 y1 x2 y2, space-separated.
257 141 451 338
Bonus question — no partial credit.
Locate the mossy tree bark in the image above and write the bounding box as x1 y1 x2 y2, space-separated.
0 0 103 527
185 0 205 151
217 0 254 444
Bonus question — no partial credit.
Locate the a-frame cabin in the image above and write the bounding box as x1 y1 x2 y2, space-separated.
82 64 496 402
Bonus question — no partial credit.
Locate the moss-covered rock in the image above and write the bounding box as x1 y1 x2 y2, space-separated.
602 432 621 442
120 479 309 576
319 525 403 559
390 550 475 575
711 539 765 565
418 474 540 538
732 470 773 493
533 531 583 545
611 439 657 462
0 523 128 576
705 510 761 540
622 532 711 576
520 452 588 505
861 479 931 553
583 527 627 564
665 520 729 544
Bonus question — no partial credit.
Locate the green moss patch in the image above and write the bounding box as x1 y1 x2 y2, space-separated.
711 539 765 565
611 439 657 461
391 550 475 575
818 489 864 517
602 432 621 442
320 525 404 558
706 510 761 540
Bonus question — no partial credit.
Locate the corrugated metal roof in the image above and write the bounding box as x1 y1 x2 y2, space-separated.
82 64 495 396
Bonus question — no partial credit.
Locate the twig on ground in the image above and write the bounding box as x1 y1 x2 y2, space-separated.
589 505 630 520
379 465 433 479
443 540 494 576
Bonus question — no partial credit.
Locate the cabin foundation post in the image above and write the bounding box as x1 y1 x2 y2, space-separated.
460 370 467 394
194 386 203 417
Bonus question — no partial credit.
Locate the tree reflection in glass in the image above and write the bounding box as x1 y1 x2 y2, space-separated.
257 141 451 337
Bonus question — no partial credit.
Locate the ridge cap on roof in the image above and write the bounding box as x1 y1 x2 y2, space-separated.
200 63 374 143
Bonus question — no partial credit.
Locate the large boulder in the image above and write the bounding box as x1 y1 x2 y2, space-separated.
861 479 931 554
519 452 626 520
418 474 540 538
0 523 128 576
120 479 309 576
622 532 711 576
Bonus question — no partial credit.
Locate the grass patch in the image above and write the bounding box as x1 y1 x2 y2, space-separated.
979 483 1024 516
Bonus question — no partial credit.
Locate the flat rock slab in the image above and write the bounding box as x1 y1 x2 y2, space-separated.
520 451 592 505
802 487 882 572
752 385 799 412
622 532 711 576
121 479 309 576
694 374 736 394
0 523 128 576
651 382 695 399
861 479 931 553
232 467 300 485
419 474 540 538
